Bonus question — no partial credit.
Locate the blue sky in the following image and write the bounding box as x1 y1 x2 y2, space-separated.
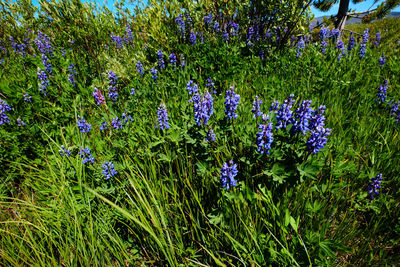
311 0 400 18
32 0 400 17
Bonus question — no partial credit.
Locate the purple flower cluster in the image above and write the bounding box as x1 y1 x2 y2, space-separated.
274 94 295 130
0 99 12 126
348 35 356 52
59 145 71 156
390 102 400 124
296 37 305 58
176 14 186 37
108 71 118 102
204 13 213 30
34 31 53 56
306 127 331 155
157 102 169 130
336 39 347 61
379 54 386 68
220 160 238 190
291 100 313 135
68 63 77 85
252 95 263 119
374 31 381 48
93 88 105 106
157 50 165 69
206 77 216 94
189 31 197 45
169 53 176 68
186 80 199 96
111 117 122 130
100 121 108 131
102 161 118 180
111 34 124 49
319 27 330 54
137 61 144 76
377 80 388 104
256 120 274 155
206 128 216 142
79 147 95 164
192 90 214 126
77 116 91 133
125 24 134 44
151 67 158 83
224 86 240 120
367 173 382 199
37 70 50 96
359 28 369 59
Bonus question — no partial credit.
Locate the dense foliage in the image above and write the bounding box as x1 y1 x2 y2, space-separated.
1 0 400 265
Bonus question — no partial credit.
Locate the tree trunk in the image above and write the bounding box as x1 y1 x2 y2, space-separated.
335 0 350 30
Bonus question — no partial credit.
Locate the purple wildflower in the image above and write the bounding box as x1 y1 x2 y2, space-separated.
379 54 386 68
292 100 313 135
374 32 381 48
224 86 240 120
359 28 369 59
151 67 158 83
68 63 77 85
275 94 295 130
111 117 123 130
37 70 49 96
59 145 71 156
190 31 197 45
296 37 305 58
79 147 94 164
23 93 32 103
93 88 105 106
157 102 169 130
207 128 216 142
100 121 108 131
102 161 118 180
306 127 331 154
220 160 238 190
377 80 388 104
137 61 144 76
256 120 274 155
16 118 26 127
77 116 91 133
367 173 382 199
157 50 165 69
169 53 176 68
252 96 263 119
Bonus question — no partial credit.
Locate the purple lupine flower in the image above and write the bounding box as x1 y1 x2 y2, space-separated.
130 88 136 95
256 120 274 155
247 26 255 46
336 39 347 61
176 14 186 37
275 94 295 130
206 77 216 94
348 35 356 52
296 37 305 58
157 50 165 69
204 13 213 30
379 54 386 68
100 121 108 131
189 31 197 45
68 63 77 85
79 147 94 164
252 96 263 119
122 112 133 124
136 61 144 76
206 128 216 142
374 31 381 48
359 28 369 59
192 90 214 126
292 100 313 135
186 80 199 96
224 86 240 120
59 145 71 156
0 99 12 126
34 31 53 56
108 71 118 102
390 101 400 123
125 24 134 43
169 53 176 68
16 118 26 127
77 116 91 133
23 93 32 103
331 28 340 40
157 102 169 130
377 80 388 104
151 67 158 83
111 117 123 130
61 48 66 58
180 55 185 68
213 21 220 33
269 101 280 112
309 105 326 131
367 173 382 199
93 88 105 106
306 127 331 154
220 160 238 190
111 34 124 49
37 70 49 96
102 161 118 180
41 54 52 73
319 27 330 54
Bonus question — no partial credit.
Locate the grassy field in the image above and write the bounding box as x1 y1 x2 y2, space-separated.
1 2 400 265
